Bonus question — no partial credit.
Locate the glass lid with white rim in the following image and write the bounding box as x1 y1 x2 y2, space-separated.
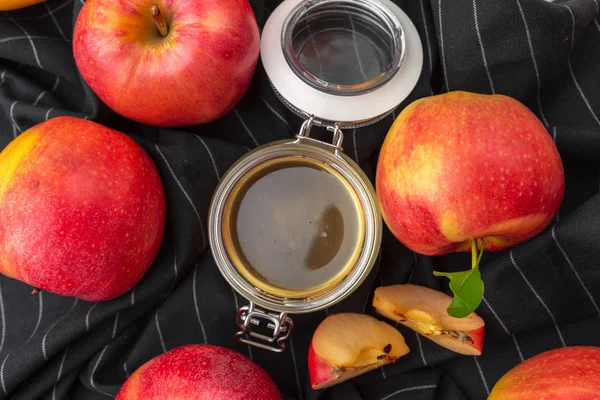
261 0 423 128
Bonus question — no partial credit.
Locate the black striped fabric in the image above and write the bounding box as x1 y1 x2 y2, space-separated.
1 0 599 399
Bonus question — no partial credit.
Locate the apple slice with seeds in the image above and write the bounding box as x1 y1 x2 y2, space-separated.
309 313 409 390
373 284 485 356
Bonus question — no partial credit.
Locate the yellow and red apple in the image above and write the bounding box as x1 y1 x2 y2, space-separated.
0 116 165 301
488 346 600 399
73 0 260 127
116 344 282 399
376 91 564 256
0 0 45 11
373 284 485 355
308 313 410 389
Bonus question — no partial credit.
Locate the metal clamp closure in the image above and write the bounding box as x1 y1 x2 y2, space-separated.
235 302 294 353
295 115 344 156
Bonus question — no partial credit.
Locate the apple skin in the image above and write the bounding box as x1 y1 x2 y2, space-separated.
0 116 165 301
0 0 45 11
116 344 282 400
73 0 260 127
373 284 485 356
488 346 600 399
376 91 564 255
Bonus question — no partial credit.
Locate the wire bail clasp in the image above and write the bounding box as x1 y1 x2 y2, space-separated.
235 302 294 353
295 115 344 156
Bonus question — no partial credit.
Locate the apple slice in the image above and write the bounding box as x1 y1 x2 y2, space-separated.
309 313 409 390
373 284 485 356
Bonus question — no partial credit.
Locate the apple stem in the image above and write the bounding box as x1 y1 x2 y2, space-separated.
471 239 485 270
151 4 169 37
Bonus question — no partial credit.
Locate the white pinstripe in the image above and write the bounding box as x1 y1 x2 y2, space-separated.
90 347 112 397
32 91 47 107
473 356 490 395
0 71 5 85
510 250 566 347
564 6 600 128
189 138 211 345
405 253 428 367
482 297 524 361
28 291 44 341
85 302 97 331
45 108 54 120
349 14 368 82
380 384 437 400
438 0 450 91
192 263 208 344
472 0 495 94
123 361 130 378
515 0 549 126
52 344 70 400
10 102 21 137
260 95 292 130
552 225 600 318
42 299 79 361
32 75 59 109
90 313 119 398
420 0 434 95
51 75 60 92
0 283 5 356
230 289 253 360
6 17 43 68
553 126 557 143
195 135 220 179
130 289 135 307
154 144 207 249
414 331 428 366
170 247 178 291
593 0 600 32
289 336 303 400
0 35 64 45
44 2 70 43
155 311 166 353
380 364 387 379
233 109 259 147
0 353 9 395
352 128 359 163
6 0 74 21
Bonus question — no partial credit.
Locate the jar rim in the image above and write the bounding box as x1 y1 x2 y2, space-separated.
261 0 423 127
208 140 382 314
282 0 405 96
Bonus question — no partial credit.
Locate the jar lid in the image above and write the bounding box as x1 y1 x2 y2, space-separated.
261 0 423 127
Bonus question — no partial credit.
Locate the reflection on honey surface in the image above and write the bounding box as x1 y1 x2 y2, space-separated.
305 204 344 270
223 156 365 295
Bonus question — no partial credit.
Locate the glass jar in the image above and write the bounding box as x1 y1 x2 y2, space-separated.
209 0 423 353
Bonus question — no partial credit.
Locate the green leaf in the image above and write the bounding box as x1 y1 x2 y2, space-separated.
433 268 484 318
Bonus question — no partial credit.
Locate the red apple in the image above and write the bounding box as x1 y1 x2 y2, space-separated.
0 116 165 301
309 313 410 390
116 344 282 400
376 91 564 256
488 346 600 399
73 0 260 127
373 284 485 355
